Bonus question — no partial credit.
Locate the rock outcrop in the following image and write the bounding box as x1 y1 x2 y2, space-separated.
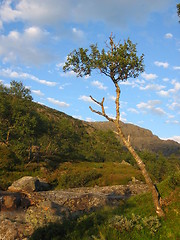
0 191 30 211
0 177 148 239
8 176 50 193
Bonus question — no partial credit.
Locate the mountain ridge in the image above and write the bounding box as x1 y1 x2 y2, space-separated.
86 120 180 156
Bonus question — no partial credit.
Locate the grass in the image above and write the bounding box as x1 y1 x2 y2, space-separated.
47 161 144 189
30 172 180 240
0 160 143 190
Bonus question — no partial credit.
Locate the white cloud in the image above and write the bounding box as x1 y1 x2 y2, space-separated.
168 136 180 144
128 108 139 114
168 102 180 111
91 80 107 90
0 0 172 28
173 66 180 70
158 90 170 97
0 26 53 65
56 62 64 69
157 80 180 98
163 78 169 82
0 20 3 29
140 84 165 91
154 61 169 68
108 95 116 101
135 79 145 84
60 71 77 77
72 27 84 39
78 95 94 103
73 115 83 120
47 97 70 107
137 100 166 116
31 89 44 96
86 117 95 122
0 68 57 86
165 120 180 125
120 80 136 86
141 72 158 80
58 83 71 90
151 107 166 115
164 33 173 39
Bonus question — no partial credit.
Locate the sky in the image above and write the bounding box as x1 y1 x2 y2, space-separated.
0 0 180 143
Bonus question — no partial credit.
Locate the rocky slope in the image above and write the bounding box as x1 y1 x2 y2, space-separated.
0 177 148 240
88 121 180 156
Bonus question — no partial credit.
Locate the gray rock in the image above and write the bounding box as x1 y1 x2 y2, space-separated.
0 191 31 211
8 176 50 192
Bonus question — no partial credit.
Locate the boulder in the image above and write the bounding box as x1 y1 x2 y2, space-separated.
8 176 50 193
0 191 30 211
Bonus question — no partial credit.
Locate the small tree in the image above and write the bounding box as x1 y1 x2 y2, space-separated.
177 3 180 22
63 35 165 217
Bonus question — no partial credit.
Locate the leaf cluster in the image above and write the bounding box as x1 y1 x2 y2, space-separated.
63 35 144 84
177 3 180 21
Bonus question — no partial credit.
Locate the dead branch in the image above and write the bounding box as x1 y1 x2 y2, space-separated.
89 95 114 122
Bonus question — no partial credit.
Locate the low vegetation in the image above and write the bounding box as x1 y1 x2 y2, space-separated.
30 172 180 239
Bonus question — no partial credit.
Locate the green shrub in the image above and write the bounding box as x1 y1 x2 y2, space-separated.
57 171 102 189
109 214 161 235
167 171 180 188
0 145 20 171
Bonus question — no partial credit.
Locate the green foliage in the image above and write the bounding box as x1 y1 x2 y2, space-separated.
57 171 102 189
139 151 180 182
63 35 144 84
47 161 143 190
9 80 32 101
0 145 19 171
109 214 161 235
177 3 180 21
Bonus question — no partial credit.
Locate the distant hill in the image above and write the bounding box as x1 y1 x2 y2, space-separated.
88 121 180 156
28 103 180 157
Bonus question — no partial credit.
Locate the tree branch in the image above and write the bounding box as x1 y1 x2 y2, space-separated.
89 96 114 122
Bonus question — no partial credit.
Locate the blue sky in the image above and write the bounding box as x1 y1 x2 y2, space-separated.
0 0 179 143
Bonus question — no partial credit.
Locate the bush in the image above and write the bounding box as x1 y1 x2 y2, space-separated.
57 171 102 189
109 214 161 235
167 171 180 188
0 145 20 171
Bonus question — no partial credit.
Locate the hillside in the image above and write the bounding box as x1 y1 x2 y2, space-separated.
0 81 179 190
88 121 180 156
35 104 180 157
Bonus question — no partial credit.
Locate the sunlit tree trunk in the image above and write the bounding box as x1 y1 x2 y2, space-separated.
115 123 164 217
114 83 165 217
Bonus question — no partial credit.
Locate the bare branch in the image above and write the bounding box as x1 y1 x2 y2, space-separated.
90 95 102 106
89 95 114 122
89 106 114 122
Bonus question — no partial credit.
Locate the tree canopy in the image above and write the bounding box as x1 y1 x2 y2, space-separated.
63 35 144 85
0 81 36 148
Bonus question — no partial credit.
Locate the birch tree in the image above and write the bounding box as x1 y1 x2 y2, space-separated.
63 35 165 217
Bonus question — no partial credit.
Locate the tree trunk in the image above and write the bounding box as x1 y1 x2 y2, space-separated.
115 122 165 217
6 129 10 145
113 82 164 217
89 83 165 217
